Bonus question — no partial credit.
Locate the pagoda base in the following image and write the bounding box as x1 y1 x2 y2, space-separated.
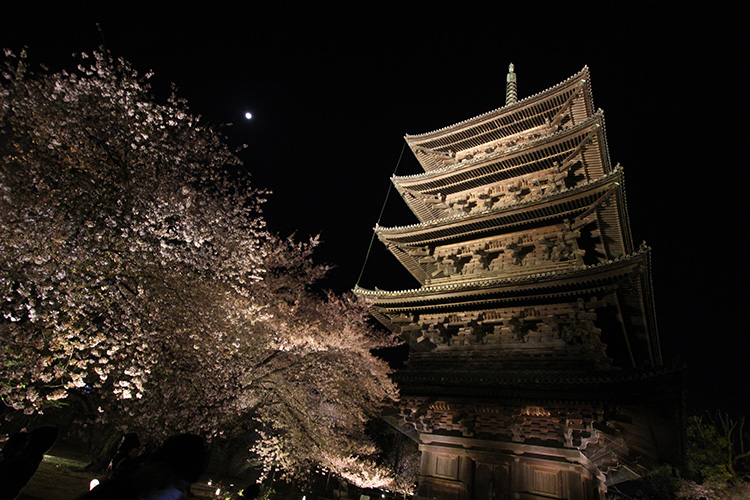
414 434 604 500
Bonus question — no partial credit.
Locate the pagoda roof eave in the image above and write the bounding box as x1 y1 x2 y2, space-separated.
356 245 659 368
375 166 624 245
393 365 682 404
395 365 681 389
404 66 592 143
353 245 650 304
394 111 606 187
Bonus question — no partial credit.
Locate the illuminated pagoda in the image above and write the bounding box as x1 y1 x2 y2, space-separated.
355 65 681 500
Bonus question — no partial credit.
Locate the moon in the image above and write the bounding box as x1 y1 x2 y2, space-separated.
244 112 253 120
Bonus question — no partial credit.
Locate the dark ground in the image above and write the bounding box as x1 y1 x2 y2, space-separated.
16 442 249 500
17 453 91 500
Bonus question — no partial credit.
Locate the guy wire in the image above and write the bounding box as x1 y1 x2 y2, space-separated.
355 141 407 287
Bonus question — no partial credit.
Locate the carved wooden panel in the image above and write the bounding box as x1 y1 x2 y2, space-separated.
405 221 591 284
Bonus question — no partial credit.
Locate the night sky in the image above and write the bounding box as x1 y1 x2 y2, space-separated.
1 4 745 416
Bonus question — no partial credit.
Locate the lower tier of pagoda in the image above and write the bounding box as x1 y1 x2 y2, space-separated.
387 366 682 500
355 247 659 370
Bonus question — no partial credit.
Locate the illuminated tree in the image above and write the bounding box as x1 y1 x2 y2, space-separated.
0 50 398 485
679 412 750 497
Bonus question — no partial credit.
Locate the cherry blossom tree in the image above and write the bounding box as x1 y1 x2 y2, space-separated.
0 50 398 486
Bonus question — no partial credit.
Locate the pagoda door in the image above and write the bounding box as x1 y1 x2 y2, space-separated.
472 462 510 500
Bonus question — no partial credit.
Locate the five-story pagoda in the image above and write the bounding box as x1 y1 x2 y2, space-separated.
355 65 681 500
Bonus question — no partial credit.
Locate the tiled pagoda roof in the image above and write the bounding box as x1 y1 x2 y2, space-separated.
354 244 649 302
376 166 628 245
393 364 681 402
405 67 595 172
355 245 660 367
394 113 612 223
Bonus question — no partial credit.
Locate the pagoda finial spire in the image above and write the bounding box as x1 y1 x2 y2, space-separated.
506 63 517 105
